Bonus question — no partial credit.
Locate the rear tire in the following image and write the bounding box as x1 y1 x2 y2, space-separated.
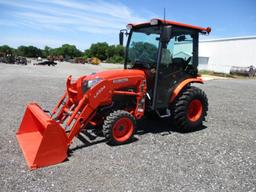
170 86 208 132
103 110 136 145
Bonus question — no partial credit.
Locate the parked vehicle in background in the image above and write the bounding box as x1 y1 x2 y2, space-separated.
230 65 256 77
88 57 101 65
34 60 57 66
0 54 27 65
37 57 42 61
74 57 87 64
47 55 64 62
16 56 27 65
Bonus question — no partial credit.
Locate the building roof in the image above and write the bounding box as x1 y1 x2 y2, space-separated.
200 36 256 43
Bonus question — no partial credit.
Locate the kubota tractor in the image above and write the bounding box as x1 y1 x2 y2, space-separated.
17 18 211 169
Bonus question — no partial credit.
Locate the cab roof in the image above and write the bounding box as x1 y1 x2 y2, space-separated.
128 18 211 33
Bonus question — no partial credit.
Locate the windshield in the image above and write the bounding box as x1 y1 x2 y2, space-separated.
126 26 160 69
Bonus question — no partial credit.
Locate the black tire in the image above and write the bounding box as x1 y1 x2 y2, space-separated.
170 86 208 132
103 110 136 145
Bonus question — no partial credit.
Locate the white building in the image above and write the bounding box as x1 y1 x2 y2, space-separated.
198 36 256 73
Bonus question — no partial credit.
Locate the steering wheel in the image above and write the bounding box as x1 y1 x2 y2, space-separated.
186 57 192 65
133 59 153 69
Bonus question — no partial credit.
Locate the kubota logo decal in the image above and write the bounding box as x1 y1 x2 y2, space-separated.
113 78 128 84
94 85 106 99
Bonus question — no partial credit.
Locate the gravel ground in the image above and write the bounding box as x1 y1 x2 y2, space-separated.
0 63 255 192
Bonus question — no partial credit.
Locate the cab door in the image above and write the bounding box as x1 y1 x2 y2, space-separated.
153 28 196 109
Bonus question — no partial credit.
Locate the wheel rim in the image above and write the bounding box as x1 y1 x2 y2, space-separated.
187 99 203 122
112 118 134 143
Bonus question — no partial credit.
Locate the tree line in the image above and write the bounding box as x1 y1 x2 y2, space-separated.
0 42 125 63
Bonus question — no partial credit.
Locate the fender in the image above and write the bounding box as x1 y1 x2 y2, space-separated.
169 77 204 103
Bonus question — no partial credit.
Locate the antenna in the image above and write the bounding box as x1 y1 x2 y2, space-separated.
163 8 166 23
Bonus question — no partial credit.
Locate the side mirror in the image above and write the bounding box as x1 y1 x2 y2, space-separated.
160 26 172 43
119 31 124 46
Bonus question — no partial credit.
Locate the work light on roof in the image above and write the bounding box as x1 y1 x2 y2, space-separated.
150 19 158 25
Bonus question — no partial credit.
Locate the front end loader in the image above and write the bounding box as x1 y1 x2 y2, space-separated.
17 18 211 169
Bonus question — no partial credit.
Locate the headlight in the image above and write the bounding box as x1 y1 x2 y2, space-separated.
82 78 102 94
87 78 102 88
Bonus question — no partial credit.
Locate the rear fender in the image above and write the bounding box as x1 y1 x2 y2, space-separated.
169 77 203 103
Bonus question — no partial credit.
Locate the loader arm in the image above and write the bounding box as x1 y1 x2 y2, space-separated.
17 74 146 169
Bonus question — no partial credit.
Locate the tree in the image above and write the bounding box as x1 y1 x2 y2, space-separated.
89 42 109 60
84 49 92 58
61 44 82 58
105 45 125 63
114 45 124 57
42 46 51 58
47 44 82 59
0 42 124 62
48 47 61 56
0 45 13 55
106 45 115 58
17 45 43 57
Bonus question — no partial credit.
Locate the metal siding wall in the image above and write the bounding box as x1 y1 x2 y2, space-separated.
198 38 256 73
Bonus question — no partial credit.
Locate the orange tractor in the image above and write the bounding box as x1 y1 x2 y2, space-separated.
17 18 211 169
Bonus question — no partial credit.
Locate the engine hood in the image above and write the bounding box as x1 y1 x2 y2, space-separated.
84 69 145 81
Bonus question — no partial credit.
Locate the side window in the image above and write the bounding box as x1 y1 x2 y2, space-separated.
161 32 193 67
173 34 193 64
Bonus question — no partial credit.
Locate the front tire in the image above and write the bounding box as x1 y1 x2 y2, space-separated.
103 110 136 145
171 86 208 132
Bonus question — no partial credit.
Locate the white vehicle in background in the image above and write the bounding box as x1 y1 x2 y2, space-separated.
37 57 42 61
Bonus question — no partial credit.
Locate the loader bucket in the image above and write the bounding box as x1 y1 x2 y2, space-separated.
16 103 68 170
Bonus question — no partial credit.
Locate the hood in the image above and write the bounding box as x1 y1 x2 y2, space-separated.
85 69 145 81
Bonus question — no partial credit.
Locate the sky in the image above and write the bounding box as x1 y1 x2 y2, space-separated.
0 0 255 50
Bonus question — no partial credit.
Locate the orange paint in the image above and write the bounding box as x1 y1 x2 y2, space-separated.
169 77 203 103
129 18 211 33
